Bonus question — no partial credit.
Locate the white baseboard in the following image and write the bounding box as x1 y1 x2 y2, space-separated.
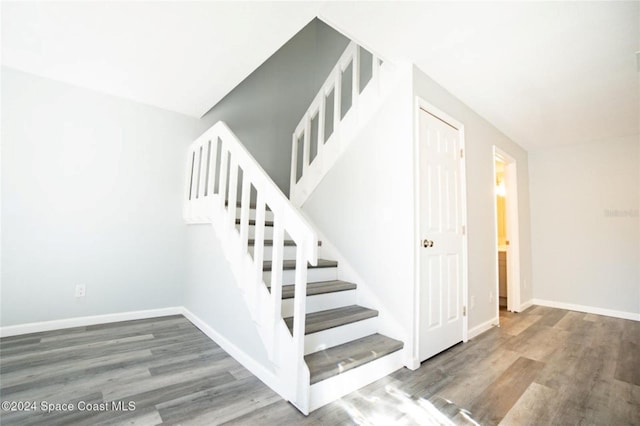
179 307 286 400
468 316 498 339
0 307 183 338
531 299 640 321
517 299 534 312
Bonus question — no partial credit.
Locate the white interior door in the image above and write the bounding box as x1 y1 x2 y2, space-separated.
418 108 465 362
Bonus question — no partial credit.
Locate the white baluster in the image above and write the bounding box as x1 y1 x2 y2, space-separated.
290 133 298 197
333 72 342 133
253 193 266 307
209 138 219 197
317 95 326 170
292 241 308 399
372 54 380 90
183 150 195 221
270 215 284 357
218 143 229 211
199 141 209 198
227 157 239 227
188 150 196 201
196 144 203 199
352 45 360 105
239 170 251 252
302 117 311 178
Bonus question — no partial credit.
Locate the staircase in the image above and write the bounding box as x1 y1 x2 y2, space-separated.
183 40 403 414
242 202 404 411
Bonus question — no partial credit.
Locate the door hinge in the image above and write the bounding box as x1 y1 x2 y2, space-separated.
460 148 464 159
462 225 466 235
463 306 467 316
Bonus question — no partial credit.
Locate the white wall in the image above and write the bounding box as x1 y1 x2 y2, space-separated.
529 136 640 316
303 65 415 360
1 68 203 326
302 64 534 365
184 225 270 365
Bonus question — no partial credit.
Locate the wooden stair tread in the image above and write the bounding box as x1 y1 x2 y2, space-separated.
235 219 274 227
249 239 322 247
284 305 378 335
263 259 337 271
225 200 257 209
305 333 404 384
280 280 357 299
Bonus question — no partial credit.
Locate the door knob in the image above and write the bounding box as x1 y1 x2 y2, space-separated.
422 239 434 248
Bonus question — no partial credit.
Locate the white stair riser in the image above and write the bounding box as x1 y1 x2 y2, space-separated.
235 207 275 222
261 245 298 261
263 267 337 286
235 225 275 239
281 289 357 317
304 317 378 355
309 350 404 412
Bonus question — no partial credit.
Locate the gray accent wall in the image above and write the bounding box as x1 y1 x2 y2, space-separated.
182 19 349 369
199 18 350 195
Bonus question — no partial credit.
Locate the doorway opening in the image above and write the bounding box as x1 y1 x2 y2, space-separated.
493 147 521 319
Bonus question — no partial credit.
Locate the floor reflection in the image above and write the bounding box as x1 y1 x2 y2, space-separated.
335 384 481 425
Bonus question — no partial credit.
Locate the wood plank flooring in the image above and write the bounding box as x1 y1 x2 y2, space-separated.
1 306 638 425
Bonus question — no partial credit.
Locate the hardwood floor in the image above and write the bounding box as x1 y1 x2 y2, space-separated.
1 306 638 425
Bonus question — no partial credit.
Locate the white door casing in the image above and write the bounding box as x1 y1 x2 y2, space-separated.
493 146 522 318
416 104 467 362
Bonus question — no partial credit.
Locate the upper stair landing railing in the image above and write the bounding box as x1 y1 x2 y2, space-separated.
289 41 391 206
184 121 317 411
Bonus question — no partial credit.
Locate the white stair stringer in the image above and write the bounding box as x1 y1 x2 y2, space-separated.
196 194 315 411
207 194 307 384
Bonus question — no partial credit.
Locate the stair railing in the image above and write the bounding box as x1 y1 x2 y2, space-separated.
184 121 317 411
289 41 384 206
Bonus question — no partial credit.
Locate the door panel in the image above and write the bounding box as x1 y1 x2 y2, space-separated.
418 109 465 362
427 256 442 329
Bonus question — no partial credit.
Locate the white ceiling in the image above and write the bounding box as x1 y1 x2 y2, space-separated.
320 1 640 150
2 1 639 151
1 1 321 118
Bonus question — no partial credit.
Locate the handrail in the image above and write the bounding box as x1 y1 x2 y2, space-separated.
184 121 317 410
289 41 383 206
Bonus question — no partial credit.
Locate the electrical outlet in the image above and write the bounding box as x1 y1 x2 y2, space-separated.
75 284 86 298
470 296 476 309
